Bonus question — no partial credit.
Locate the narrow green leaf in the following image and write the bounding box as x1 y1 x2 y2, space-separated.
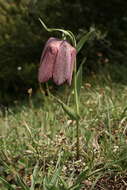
69 184 82 190
57 98 80 121
43 177 48 190
59 176 68 190
16 175 30 190
0 176 15 190
120 106 127 119
30 161 39 190
74 169 89 185
50 167 61 186
76 27 95 53
76 57 86 96
90 173 102 190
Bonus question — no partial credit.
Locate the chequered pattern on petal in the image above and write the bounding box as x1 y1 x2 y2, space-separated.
66 48 76 85
38 38 61 83
53 41 76 85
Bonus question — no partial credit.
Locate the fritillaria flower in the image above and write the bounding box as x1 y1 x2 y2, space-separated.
38 37 76 85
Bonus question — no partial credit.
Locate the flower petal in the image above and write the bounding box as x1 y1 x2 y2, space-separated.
66 48 76 85
53 41 76 85
38 38 61 83
39 38 57 62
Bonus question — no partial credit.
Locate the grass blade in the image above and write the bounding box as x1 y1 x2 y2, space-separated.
30 161 39 190
50 167 61 186
0 176 15 190
90 173 102 190
59 99 80 121
76 27 95 53
16 174 30 190
76 57 86 96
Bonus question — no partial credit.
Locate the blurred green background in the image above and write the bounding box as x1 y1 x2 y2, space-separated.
0 0 127 105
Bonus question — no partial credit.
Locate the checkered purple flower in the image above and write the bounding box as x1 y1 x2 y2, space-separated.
38 37 76 85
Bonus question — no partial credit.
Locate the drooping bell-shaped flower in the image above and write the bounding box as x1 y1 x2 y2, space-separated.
38 37 76 85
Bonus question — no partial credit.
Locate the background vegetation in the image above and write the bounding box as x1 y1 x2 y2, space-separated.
0 75 127 189
0 0 127 104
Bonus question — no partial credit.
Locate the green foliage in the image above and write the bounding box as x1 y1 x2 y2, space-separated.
76 57 86 97
0 75 127 189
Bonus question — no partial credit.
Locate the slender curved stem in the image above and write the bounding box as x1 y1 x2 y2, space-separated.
76 120 79 159
74 57 80 160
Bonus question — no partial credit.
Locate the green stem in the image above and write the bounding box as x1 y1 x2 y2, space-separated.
76 120 79 159
74 60 79 114
71 38 80 160
74 58 80 160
